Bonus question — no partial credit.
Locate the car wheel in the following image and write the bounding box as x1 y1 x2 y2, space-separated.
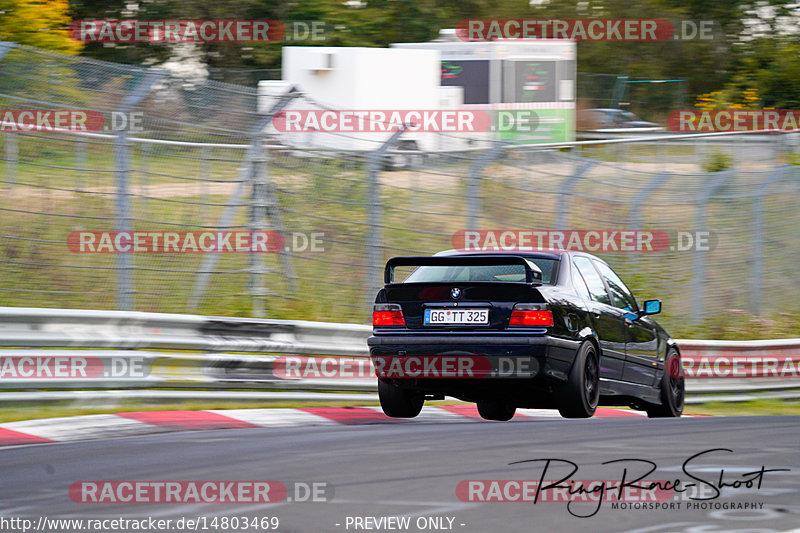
646 349 684 418
476 400 516 421
378 380 424 418
557 341 599 418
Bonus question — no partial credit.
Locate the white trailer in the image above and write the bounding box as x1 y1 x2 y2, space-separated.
259 46 482 154
393 35 577 143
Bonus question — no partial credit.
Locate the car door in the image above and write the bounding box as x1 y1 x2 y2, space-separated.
592 260 659 386
572 256 625 381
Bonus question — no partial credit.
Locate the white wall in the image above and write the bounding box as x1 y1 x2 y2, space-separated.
282 47 440 108
269 47 441 151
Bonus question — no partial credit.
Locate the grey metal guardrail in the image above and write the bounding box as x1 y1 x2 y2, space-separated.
0 307 374 402
0 307 797 405
675 338 800 403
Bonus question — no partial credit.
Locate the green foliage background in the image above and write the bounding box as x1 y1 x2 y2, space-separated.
2 0 800 107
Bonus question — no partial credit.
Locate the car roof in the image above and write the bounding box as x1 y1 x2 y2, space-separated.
434 248 602 262
590 108 638 116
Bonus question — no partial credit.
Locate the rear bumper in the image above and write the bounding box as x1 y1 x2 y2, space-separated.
367 333 579 380
368 334 550 346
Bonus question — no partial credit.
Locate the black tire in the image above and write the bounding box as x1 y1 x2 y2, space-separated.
557 341 600 418
646 349 684 418
476 400 516 421
378 380 424 418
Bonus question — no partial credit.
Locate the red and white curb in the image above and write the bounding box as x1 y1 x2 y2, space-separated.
0 406 666 447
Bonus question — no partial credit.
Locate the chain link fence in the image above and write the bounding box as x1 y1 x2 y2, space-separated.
2 43 800 335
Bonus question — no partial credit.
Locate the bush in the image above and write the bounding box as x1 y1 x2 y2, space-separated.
784 151 800 166
702 150 734 172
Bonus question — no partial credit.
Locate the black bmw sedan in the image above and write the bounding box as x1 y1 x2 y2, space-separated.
368 249 685 421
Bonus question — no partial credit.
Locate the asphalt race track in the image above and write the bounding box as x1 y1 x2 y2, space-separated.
1 416 799 533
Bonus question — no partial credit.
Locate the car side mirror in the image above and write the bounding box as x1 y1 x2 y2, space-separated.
641 299 661 316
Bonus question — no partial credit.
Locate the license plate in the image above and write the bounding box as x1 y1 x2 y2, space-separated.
424 308 489 325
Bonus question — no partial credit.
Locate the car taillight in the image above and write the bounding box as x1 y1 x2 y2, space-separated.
373 304 406 326
509 306 554 326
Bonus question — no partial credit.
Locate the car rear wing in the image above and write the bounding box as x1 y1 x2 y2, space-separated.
384 255 543 285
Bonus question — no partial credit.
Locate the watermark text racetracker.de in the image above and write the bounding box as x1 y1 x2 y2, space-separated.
668 109 800 132
273 109 539 133
679 353 800 378
69 480 331 504
70 20 328 43
452 230 716 253
0 355 146 379
0 109 144 133
455 19 717 41
273 355 538 379
67 231 324 253
273 354 800 381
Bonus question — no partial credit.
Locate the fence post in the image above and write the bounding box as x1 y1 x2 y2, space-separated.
113 69 166 310
138 142 149 221
0 43 17 187
556 159 597 229
365 129 405 311
249 135 268 317
4 132 17 184
771 131 783 165
187 176 246 312
750 166 787 316
187 87 299 313
692 169 734 324
200 146 210 222
467 141 506 232
630 172 671 229
75 138 87 192
114 130 133 310
0 43 16 187
248 128 297 316
629 171 671 264
0 43 17 180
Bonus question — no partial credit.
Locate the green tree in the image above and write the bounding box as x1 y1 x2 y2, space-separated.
0 0 82 53
735 39 800 109
54 0 800 111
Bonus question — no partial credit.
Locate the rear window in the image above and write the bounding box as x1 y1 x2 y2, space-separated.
401 258 558 284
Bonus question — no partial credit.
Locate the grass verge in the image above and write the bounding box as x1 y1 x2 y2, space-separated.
684 398 800 416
